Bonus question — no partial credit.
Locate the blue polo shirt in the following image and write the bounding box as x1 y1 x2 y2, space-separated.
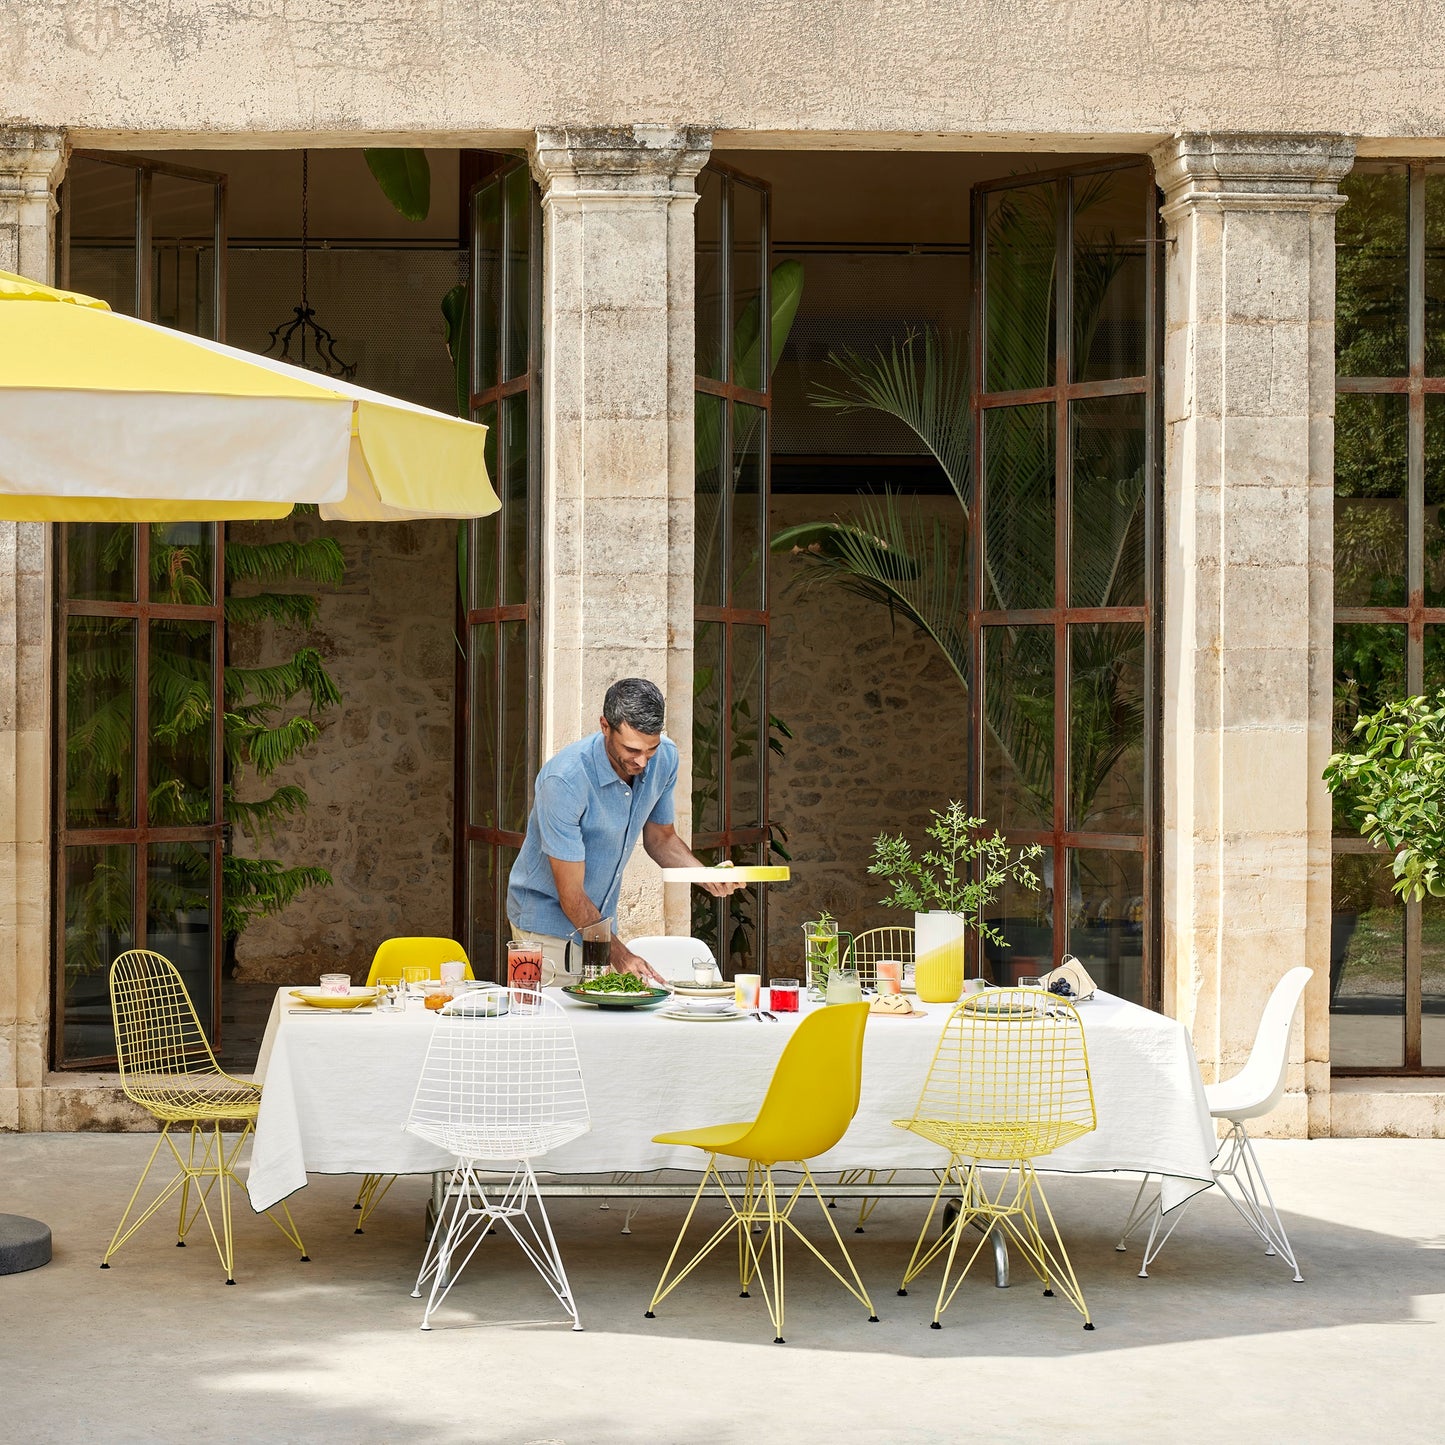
506 729 678 940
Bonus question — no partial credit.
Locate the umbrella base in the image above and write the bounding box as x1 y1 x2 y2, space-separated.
0 1214 51 1275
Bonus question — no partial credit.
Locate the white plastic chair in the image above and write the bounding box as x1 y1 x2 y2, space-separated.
626 935 716 983
405 991 591 1330
1117 966 1312 1281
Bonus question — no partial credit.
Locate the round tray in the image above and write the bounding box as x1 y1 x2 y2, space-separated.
562 984 671 1010
290 987 377 1010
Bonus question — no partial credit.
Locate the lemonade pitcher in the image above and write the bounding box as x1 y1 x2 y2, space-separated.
803 918 853 997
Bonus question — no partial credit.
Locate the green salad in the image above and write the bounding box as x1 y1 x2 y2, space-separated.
580 970 657 994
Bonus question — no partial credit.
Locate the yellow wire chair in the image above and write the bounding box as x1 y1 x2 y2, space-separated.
101 950 308 1284
353 936 475 1229
893 988 1098 1330
644 1002 878 1344
831 927 917 1230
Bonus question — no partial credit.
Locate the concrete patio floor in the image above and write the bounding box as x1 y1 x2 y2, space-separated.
3 1134 1442 1444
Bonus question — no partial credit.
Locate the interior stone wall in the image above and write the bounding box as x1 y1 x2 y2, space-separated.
764 494 970 979
228 513 457 984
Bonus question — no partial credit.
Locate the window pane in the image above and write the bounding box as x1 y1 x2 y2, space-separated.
694 393 726 608
692 621 724 837
729 624 765 831
501 391 529 606
1067 849 1145 1004
730 180 765 391
696 169 725 381
1426 397 1445 606
65 156 137 316
148 841 214 1037
982 624 1053 830
61 844 135 1064
468 841 504 982
1071 394 1146 607
1423 890 1445 1069
66 617 135 828
149 171 218 337
499 620 530 835
1070 623 1145 833
149 522 214 605
1335 392 1407 606
148 620 214 826
67 524 134 602
984 183 1057 394
503 164 532 381
731 403 766 610
1336 165 1409 379
1331 851 1404 1069
469 623 497 829
983 848 1053 986
984 404 1055 610
1072 168 1148 383
689 841 763 978
1426 172 1445 377
472 178 502 392
1333 623 1404 836
468 401 499 610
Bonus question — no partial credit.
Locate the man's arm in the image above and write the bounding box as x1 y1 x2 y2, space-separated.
545 855 663 982
642 823 745 897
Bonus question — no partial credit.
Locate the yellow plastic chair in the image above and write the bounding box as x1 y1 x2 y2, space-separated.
364 936 474 987
644 1002 877 1344
894 988 1098 1330
354 937 474 1228
101 950 308 1284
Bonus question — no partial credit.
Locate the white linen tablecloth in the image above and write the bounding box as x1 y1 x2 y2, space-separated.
246 989 1217 1214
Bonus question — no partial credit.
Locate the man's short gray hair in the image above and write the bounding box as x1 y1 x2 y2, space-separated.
603 677 665 735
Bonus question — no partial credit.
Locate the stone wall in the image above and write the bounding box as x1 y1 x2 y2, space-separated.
764 494 970 978
229 514 458 984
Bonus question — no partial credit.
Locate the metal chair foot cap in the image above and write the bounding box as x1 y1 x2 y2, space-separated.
1137 1270 1149 1279
354 1228 364 1235
868 1316 879 1323
774 1337 785 1344
1043 1289 1054 1297
896 1288 907 1296
644 1311 655 1319
420 1324 431 1331
300 1256 310 1263
739 1291 750 1298
176 1241 186 1248
1114 1244 1126 1252
855 1227 864 1234
225 1279 235 1285
1083 1322 1095 1331
353 1203 362 1210
929 1321 942 1330
411 1291 422 1299
827 1201 836 1209
99 1262 109 1269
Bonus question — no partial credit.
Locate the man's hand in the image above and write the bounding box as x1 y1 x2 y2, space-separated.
611 937 664 984
700 875 744 898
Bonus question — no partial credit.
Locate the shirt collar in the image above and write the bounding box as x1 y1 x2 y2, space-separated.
588 729 629 790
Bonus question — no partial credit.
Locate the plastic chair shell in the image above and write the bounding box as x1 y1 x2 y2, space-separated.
1205 967 1312 1123
366 936 474 987
626 936 717 983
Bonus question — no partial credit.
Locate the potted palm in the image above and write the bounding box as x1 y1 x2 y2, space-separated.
868 802 1042 1003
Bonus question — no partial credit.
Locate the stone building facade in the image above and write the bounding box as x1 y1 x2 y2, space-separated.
4 2 1445 1135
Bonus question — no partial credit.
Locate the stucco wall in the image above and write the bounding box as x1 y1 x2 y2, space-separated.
3 3 1445 150
228 514 457 984
764 494 970 980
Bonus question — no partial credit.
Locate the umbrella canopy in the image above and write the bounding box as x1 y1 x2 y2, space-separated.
0 270 498 523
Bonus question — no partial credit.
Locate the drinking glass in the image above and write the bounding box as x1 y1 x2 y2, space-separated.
734 972 761 1010
319 972 350 996
507 938 545 994
439 959 466 986
401 963 429 988
875 960 903 996
768 979 800 1013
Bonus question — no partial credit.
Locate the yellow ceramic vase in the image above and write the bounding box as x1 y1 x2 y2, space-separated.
913 912 967 1003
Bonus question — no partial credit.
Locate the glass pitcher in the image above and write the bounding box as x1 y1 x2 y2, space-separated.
825 963 863 1006
802 920 853 997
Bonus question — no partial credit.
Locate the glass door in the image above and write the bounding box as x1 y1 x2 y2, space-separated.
458 156 542 980
692 163 773 975
969 159 1160 1005
55 153 227 1065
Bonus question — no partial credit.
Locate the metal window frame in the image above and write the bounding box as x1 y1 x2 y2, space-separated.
456 155 544 981
1332 159 1445 1075
969 156 1162 1009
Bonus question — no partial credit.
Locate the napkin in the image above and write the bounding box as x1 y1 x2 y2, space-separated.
1040 955 1097 1001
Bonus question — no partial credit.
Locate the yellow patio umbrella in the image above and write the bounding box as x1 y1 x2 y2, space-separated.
0 270 497 523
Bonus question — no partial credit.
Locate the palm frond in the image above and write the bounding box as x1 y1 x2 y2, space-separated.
225 537 345 589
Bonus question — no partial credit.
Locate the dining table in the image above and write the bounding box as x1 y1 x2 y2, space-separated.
245 987 1219 1228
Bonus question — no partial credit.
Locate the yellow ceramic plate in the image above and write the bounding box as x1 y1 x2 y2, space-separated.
289 987 378 1010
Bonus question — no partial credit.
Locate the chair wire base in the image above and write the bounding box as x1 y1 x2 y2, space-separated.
901 1159 1092 1329
645 1157 878 1344
351 1172 398 1233
412 1160 582 1332
1116 1123 1303 1282
100 1120 308 1283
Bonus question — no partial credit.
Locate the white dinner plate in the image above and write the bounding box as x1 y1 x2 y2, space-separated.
669 983 738 998
659 1007 747 1023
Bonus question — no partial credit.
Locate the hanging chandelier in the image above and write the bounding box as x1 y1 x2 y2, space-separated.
264 150 356 379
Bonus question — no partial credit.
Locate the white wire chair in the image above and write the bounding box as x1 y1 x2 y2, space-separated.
405 990 591 1331
1117 967 1312 1281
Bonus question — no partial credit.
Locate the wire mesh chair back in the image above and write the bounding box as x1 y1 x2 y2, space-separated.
905 989 1097 1161
405 991 591 1161
110 950 232 1103
847 926 916 990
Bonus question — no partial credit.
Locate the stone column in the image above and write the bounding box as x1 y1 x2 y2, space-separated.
0 128 65 1131
1153 133 1354 1138
530 125 711 938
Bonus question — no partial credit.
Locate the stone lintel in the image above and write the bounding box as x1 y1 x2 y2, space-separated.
1152 132 1356 219
530 124 712 199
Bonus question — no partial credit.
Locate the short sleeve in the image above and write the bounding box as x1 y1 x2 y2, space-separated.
647 746 678 827
534 772 587 862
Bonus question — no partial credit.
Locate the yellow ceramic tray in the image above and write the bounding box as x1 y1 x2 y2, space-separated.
659 865 791 883
289 986 377 1010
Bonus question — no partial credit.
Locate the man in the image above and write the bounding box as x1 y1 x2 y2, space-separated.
507 677 741 982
